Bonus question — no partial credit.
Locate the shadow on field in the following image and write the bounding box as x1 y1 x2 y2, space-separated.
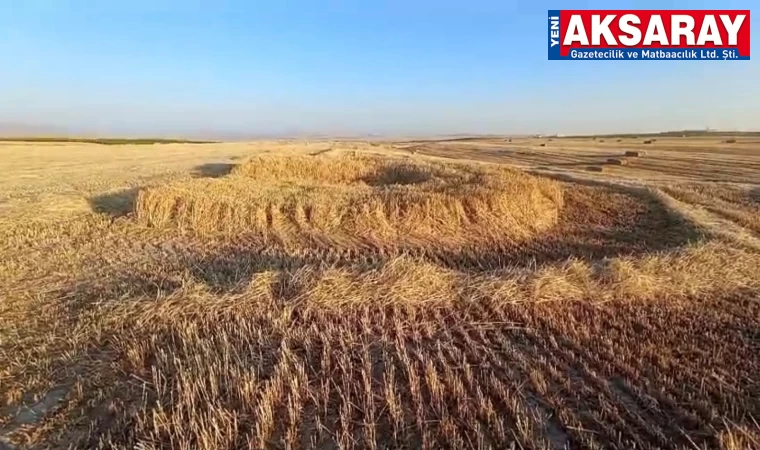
186 249 314 294
192 162 236 178
750 187 760 204
60 248 315 307
431 182 703 270
47 260 760 450
73 183 704 301
362 162 433 186
89 188 139 217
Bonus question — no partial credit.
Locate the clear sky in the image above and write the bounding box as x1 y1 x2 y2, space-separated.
1 0 758 138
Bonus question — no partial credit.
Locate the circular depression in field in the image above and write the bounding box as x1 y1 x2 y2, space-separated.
135 154 564 248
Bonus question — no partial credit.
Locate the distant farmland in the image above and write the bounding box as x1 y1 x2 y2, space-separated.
0 136 216 145
1 138 759 449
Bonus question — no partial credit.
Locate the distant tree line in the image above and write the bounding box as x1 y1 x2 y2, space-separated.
0 137 216 145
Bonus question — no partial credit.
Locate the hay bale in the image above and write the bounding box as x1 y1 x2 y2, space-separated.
625 150 646 157
723 138 737 144
606 158 629 166
643 140 654 144
586 166 606 172
616 138 623 142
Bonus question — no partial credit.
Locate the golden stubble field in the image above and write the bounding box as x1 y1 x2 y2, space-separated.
1 137 759 450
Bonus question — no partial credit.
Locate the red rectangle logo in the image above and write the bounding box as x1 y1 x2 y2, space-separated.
548 10 750 60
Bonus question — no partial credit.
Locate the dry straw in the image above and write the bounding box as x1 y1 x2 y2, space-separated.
136 154 564 249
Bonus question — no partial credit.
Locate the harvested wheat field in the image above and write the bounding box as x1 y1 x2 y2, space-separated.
1 138 760 450
136 155 562 249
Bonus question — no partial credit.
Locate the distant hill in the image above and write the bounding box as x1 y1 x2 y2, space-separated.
567 130 760 139
0 123 218 144
0 136 216 145
0 122 68 137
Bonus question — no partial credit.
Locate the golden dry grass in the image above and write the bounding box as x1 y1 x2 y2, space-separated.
1 139 759 450
135 155 563 249
411 135 760 184
662 182 760 234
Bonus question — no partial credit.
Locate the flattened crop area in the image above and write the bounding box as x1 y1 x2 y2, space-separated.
1 151 759 450
134 155 563 249
662 183 760 235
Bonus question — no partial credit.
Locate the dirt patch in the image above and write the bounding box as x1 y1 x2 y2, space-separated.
89 188 139 217
1 386 69 444
192 162 237 178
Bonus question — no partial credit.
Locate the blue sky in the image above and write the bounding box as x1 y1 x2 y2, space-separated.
1 1 758 137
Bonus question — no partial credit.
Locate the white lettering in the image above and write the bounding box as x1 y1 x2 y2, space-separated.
671 15 695 45
591 15 617 45
618 14 641 46
697 16 722 45
560 13 744 53
720 15 745 46
643 15 669 45
564 15 589 46
550 16 560 47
